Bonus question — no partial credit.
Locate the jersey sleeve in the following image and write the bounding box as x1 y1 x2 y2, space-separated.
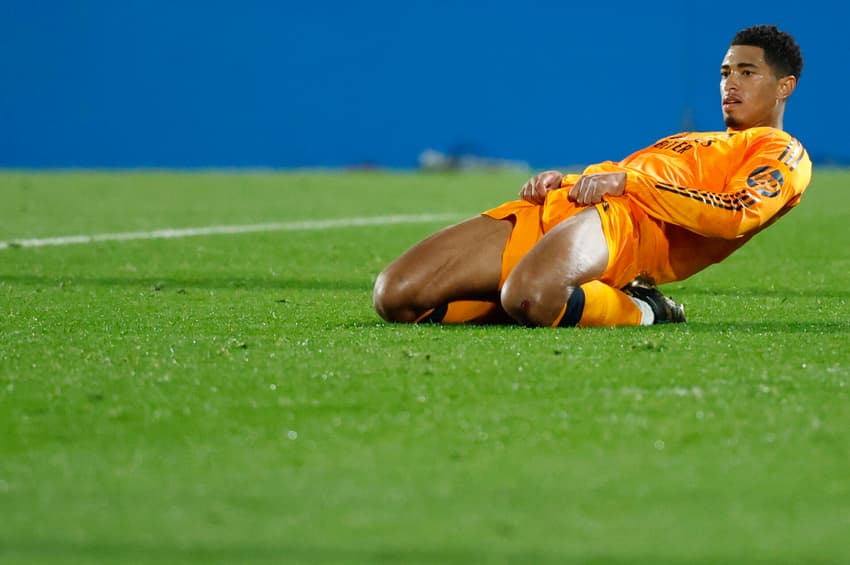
621 132 812 240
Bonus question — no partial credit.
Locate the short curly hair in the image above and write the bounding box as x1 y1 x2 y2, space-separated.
731 25 803 80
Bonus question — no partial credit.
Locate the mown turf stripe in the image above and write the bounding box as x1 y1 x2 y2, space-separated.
0 213 465 250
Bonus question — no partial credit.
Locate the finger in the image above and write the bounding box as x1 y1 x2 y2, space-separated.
521 180 543 204
534 179 549 200
567 180 581 202
577 178 590 204
534 183 547 204
587 176 598 204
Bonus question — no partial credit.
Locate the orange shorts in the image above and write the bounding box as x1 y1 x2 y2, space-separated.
483 189 675 289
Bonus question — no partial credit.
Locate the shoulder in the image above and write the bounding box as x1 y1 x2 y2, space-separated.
737 127 805 148
734 127 806 161
740 128 811 190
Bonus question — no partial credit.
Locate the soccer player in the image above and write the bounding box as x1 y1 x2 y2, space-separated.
373 25 810 327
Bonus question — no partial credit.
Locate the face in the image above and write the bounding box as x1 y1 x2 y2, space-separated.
720 45 793 130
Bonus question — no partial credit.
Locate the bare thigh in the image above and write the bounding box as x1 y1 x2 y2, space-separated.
501 207 609 325
373 215 513 322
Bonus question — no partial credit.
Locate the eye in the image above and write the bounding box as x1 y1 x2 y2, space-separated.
720 70 729 78
742 70 753 76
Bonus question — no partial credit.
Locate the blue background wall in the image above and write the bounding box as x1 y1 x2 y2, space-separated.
2 0 847 169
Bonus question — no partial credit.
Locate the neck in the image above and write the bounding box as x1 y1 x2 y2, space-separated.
762 113 783 130
731 114 784 132
767 105 786 130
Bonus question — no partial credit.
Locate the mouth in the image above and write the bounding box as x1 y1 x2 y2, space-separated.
722 96 741 111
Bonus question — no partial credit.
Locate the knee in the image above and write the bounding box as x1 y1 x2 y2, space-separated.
500 272 566 327
500 277 544 326
372 268 418 323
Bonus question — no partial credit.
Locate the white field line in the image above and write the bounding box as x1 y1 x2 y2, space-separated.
0 213 466 251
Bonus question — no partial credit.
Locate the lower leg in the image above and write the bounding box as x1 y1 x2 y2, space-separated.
553 281 645 327
551 279 687 327
415 300 498 324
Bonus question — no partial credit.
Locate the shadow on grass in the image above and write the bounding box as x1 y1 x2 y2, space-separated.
0 540 791 565
671 286 850 299
347 319 849 335
5 273 847 299
0 273 370 292
685 320 849 334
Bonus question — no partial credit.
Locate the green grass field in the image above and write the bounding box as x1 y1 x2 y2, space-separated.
1 170 849 564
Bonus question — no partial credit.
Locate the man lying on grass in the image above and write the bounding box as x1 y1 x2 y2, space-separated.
374 25 810 327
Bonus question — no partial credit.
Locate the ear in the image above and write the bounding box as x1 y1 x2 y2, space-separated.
777 75 797 101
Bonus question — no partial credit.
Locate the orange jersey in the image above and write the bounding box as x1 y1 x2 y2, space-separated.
569 127 811 280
